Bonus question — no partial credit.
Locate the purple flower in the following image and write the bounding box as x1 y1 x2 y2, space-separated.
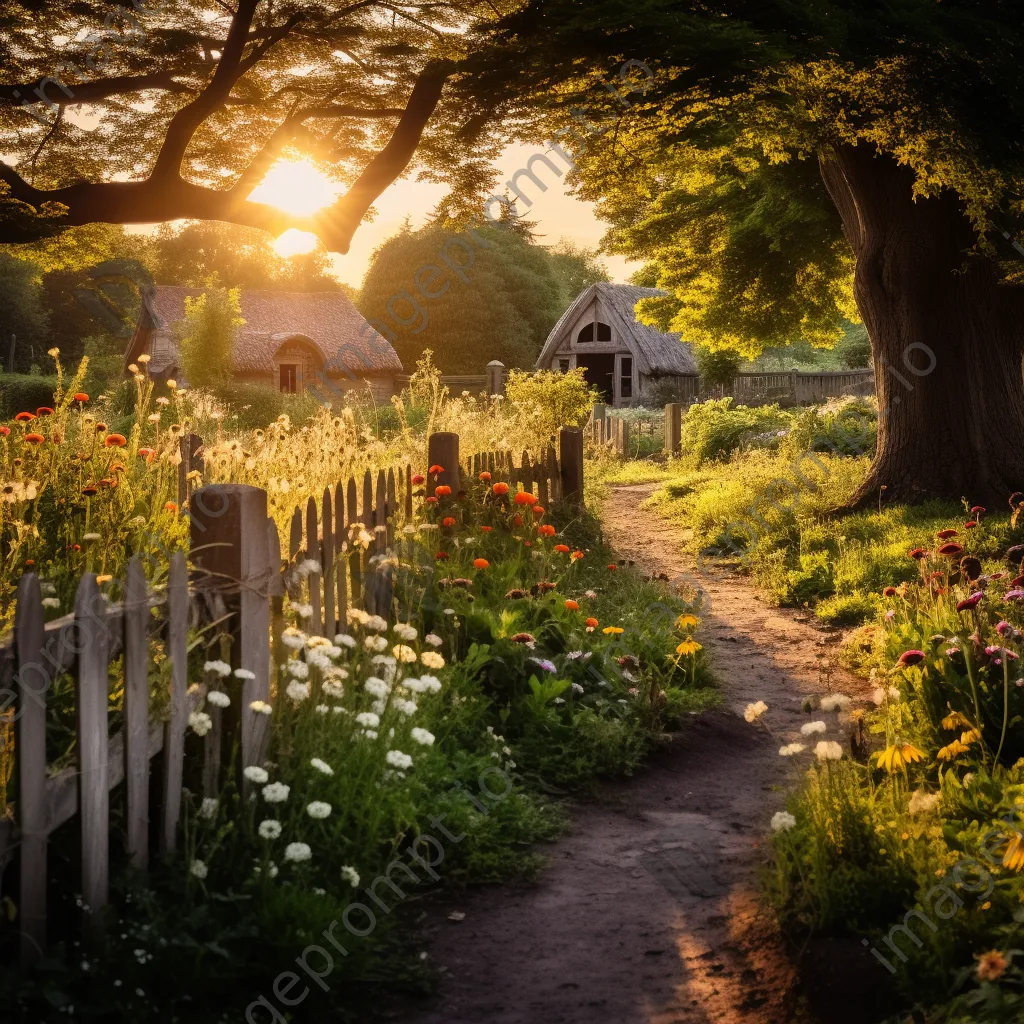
884 610 896 622
996 620 1014 637
898 650 927 667
956 592 984 612
530 657 557 673
1004 589 1024 602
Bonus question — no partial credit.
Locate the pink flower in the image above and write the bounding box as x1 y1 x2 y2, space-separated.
956 592 983 612
898 650 926 667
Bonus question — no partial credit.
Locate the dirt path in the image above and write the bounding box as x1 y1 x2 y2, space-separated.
396 483 870 1024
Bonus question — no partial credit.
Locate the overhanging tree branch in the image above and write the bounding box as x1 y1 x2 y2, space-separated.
0 72 191 111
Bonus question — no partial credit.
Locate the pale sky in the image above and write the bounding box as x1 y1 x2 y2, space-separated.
331 142 638 289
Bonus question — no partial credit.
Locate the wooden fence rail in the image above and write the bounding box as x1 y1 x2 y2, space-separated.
0 428 583 965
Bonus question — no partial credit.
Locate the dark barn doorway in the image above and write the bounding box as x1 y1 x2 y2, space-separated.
579 354 615 403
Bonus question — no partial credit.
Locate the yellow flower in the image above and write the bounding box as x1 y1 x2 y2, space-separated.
876 742 925 773
976 950 1009 982
602 626 624 635
96 574 113 584
937 740 971 761
676 639 702 656
941 710 972 731
1003 832 1024 872
676 614 699 630
960 728 983 745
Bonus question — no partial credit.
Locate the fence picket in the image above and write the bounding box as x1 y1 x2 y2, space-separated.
375 470 386 552
239 508 272 774
404 464 413 520
334 482 348 629
322 487 335 637
347 476 361 599
162 552 188 855
75 573 110 947
15 573 48 965
289 508 302 560
305 496 322 636
268 518 286 684
386 469 396 547
123 556 150 871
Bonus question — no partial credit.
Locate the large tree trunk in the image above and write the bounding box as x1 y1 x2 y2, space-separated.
819 144 1024 506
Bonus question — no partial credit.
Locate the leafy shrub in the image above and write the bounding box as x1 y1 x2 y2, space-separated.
680 398 792 463
0 372 56 418
505 367 599 439
783 396 877 458
175 286 243 387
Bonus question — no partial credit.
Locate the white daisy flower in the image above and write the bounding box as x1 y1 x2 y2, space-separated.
814 740 844 761
771 811 797 832
262 782 290 803
385 749 412 770
206 689 230 709
800 721 827 736
420 651 445 670
258 819 282 840
410 727 435 746
310 757 334 775
284 842 312 863
341 865 360 888
249 700 272 716
286 680 310 703
199 797 218 819
204 660 232 677
188 711 213 737
190 859 208 879
306 801 332 819
234 668 256 680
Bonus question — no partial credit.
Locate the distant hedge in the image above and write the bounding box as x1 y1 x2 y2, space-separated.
0 373 57 419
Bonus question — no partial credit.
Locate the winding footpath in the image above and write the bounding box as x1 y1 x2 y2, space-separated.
397 483 871 1024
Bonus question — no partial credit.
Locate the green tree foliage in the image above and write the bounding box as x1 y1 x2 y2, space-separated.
505 367 598 438
149 222 343 292
693 346 740 389
358 222 566 374
175 287 244 389
546 240 610 301
0 252 48 372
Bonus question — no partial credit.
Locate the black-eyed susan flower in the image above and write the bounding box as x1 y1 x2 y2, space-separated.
676 639 702 657
876 742 925 773
937 739 971 760
1002 833 1024 872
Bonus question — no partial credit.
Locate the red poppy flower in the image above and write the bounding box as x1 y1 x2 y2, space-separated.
435 551 449 561
442 516 456 527
479 471 491 481
425 496 438 505
81 484 98 496
564 599 579 611
513 491 537 506
514 514 523 526
165 501 178 512
523 540 532 547
907 548 927 559
98 477 118 489
532 505 545 515
412 474 425 485
14 412 35 422
23 433 44 444
607 563 618 571
554 543 570 553
95 422 107 432
481 526 493 532
138 447 155 459
435 484 452 498
428 464 445 475
73 392 89 403
24 559 34 567
936 529 958 540
473 558 489 569
104 433 127 447
35 407 54 417
963 521 978 529
0 426 9 437
492 482 509 496
898 650 926 667
537 524 556 537
585 617 599 628
937 542 964 557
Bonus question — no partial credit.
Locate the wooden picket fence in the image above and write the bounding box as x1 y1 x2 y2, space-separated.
0 428 584 966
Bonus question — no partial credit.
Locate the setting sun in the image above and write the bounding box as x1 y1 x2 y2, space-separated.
273 228 321 257
247 158 343 217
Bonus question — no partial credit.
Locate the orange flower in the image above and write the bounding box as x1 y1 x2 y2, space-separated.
435 484 452 497
35 406 54 416
25 559 34 567
554 543 570 553
104 433 127 447
570 550 584 561
492 482 509 496
109 463 126 474
585 617 599 628
81 484 98 496
73 392 89 403
537 524 556 537
479 471 491 481
442 516 457 527
607 563 618 571
532 505 545 515
428 464 445 474
165 501 178 512
481 525 493 532
14 412 35 422
513 491 537 506
564 599 579 611
474 558 489 569
138 447 156 459
23 433 44 444
425 496 438 505
95 422 107 432
0 426 9 436
98 477 118 489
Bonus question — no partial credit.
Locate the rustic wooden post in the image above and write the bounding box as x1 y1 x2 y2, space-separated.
486 359 505 397
403 464 413 521
189 484 271 786
178 432 204 507
268 519 286 683
386 469 396 548
559 427 584 507
162 552 188 855
347 476 361 600
427 432 460 497
75 573 110 948
123 556 150 871
334 482 348 629
664 403 682 457
15 573 48 965
305 496 322 635
547 445 560 502
618 417 630 457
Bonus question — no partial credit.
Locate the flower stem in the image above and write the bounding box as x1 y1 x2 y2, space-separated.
994 655 1010 769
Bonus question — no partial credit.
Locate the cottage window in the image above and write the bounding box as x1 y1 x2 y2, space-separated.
279 363 297 393
577 322 611 343
557 357 571 372
619 356 633 400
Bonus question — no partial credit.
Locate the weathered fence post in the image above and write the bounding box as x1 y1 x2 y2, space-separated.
486 360 506 397
559 427 584 507
664 403 682 456
427 432 460 496
189 484 272 786
162 551 188 855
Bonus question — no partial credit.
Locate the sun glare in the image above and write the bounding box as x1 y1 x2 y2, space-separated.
247 159 343 217
273 229 320 258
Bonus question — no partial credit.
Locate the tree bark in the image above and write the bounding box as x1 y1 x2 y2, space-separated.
819 143 1024 506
